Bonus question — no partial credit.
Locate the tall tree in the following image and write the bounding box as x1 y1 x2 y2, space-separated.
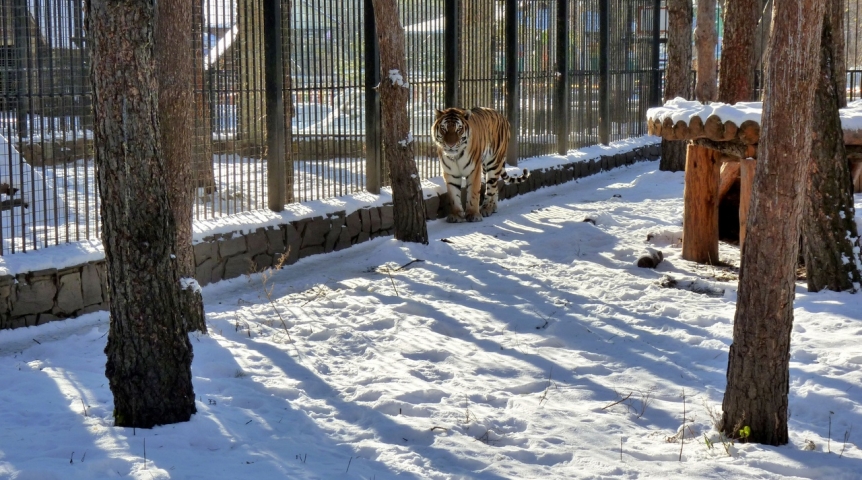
192 0 217 194
803 0 862 292
694 0 717 101
238 0 265 154
661 0 693 172
372 0 429 244
718 0 760 103
88 0 198 427
157 0 207 332
720 0 825 445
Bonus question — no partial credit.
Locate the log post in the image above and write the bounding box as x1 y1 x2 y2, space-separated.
682 144 721 264
738 157 756 250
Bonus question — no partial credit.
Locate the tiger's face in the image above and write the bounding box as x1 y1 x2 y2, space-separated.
433 109 470 156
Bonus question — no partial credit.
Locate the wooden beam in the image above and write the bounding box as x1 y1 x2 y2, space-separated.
682 144 721 264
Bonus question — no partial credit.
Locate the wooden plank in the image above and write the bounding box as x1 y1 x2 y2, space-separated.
682 143 721 264
739 157 756 250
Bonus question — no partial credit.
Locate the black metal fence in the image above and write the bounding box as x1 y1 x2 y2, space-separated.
0 0 664 255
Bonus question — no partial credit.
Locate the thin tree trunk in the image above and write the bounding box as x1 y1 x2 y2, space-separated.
661 0 693 172
718 0 760 103
460 0 493 107
695 0 717 101
803 0 862 292
238 0 265 154
88 0 197 428
157 0 207 333
720 0 824 446
192 0 216 193
372 0 429 244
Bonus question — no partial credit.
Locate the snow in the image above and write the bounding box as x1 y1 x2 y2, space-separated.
2 157 862 479
388 70 410 89
649 97 862 134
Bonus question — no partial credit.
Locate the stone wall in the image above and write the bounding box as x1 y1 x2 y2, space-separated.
0 143 660 330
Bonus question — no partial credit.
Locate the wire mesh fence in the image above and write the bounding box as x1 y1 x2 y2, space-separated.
0 0 667 255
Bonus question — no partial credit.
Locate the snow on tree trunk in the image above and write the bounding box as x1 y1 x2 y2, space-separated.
372 0 429 244
720 0 825 446
661 0 693 172
803 0 862 293
88 0 197 428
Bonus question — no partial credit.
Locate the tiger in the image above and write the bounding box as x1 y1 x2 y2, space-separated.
431 107 530 223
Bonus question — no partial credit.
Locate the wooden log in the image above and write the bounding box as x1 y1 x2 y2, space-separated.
703 115 724 141
719 160 741 202
662 117 675 139
689 115 705 138
682 143 721 264
738 120 761 144
673 120 690 140
722 120 738 141
739 157 756 250
648 119 656 136
692 137 757 159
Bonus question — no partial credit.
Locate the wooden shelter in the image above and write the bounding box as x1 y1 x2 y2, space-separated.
647 99 862 264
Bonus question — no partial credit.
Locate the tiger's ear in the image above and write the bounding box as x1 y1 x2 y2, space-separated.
463 110 472 119
434 109 444 119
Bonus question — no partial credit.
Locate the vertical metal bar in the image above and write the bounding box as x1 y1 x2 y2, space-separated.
505 0 518 165
264 0 285 211
444 0 459 107
650 0 661 106
598 0 609 145
364 0 381 194
555 0 569 155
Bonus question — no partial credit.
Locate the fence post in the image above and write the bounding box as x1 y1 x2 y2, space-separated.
264 0 286 211
505 0 519 166
555 0 569 155
444 0 459 107
13 0 29 139
598 0 609 145
650 0 662 106
365 0 382 194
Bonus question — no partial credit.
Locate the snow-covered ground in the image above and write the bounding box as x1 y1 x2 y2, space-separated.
2 158 862 479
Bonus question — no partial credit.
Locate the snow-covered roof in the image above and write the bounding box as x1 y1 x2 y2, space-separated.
648 97 862 134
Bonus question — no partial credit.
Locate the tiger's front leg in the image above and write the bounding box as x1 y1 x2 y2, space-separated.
443 172 466 223
464 166 483 222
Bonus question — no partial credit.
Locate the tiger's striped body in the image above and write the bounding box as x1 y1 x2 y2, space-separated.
432 107 530 223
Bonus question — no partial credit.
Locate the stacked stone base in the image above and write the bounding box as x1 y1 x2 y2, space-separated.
0 143 660 330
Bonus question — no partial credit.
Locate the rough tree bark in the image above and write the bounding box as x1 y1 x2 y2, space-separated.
372 0 429 244
192 0 217 193
695 0 717 102
803 0 862 292
718 0 761 103
460 0 493 107
88 0 198 427
238 0 265 154
720 0 825 446
661 0 693 172
157 0 207 333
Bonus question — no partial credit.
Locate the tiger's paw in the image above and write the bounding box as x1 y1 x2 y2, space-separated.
446 213 466 223
466 213 483 222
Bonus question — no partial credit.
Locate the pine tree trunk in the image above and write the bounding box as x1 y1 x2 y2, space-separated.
157 0 206 333
660 0 693 172
460 0 493 108
803 0 862 293
695 0 717 102
372 0 429 244
192 0 216 192
720 0 824 446
238 0 265 154
718 0 760 103
88 0 197 428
